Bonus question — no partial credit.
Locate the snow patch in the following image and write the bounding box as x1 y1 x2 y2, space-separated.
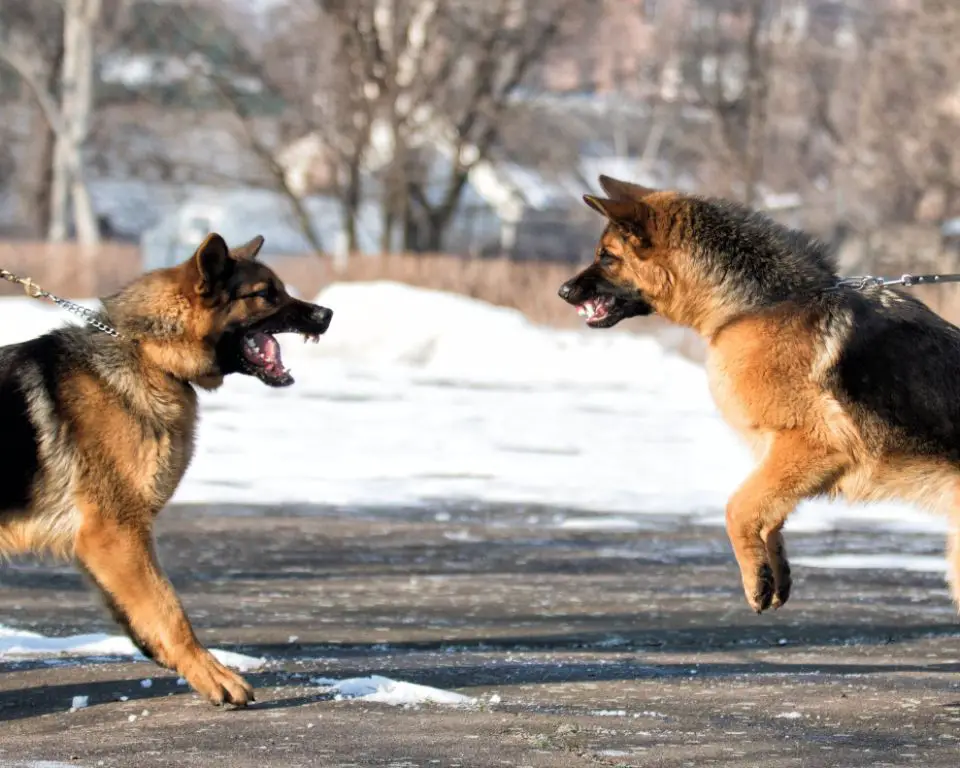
792 554 947 574
0 625 265 670
315 674 475 706
559 516 651 532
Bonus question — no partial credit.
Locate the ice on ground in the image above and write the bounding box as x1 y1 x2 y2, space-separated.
560 516 658 532
209 648 267 672
0 284 945 536
316 674 475 706
69 695 89 711
0 763 87 768
0 625 265 670
792 554 947 574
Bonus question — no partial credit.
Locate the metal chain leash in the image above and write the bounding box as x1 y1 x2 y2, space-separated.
1 268 124 339
833 272 960 291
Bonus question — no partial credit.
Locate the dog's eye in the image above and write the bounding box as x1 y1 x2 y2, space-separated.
599 252 619 268
240 287 271 300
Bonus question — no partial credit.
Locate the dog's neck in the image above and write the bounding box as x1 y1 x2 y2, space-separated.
100 285 224 389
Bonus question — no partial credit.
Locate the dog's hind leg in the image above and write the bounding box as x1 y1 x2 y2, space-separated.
726 430 845 613
74 507 254 706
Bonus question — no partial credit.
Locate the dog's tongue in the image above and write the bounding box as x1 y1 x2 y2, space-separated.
243 331 283 368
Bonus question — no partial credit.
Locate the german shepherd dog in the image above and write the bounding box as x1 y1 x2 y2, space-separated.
0 233 332 706
560 175 960 615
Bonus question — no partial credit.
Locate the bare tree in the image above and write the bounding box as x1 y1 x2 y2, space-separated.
671 0 774 206
402 0 590 251
0 0 102 245
841 0 960 225
0 1 64 237
312 0 451 252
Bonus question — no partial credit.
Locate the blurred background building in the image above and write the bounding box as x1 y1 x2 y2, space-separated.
2 0 960 324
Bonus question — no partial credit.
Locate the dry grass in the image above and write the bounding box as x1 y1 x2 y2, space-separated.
0 241 141 300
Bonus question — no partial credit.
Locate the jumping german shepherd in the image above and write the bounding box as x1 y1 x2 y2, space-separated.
0 233 332 706
560 175 960 615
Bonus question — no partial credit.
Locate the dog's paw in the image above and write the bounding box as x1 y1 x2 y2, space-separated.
770 558 792 610
181 652 255 707
742 562 775 613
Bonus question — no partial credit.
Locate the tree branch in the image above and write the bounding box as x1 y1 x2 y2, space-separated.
0 48 65 135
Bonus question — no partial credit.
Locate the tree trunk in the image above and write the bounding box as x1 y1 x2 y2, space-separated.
422 213 445 252
50 0 101 245
33 45 63 238
742 0 769 209
343 154 361 255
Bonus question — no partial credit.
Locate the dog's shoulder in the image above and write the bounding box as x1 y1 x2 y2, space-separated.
831 287 960 456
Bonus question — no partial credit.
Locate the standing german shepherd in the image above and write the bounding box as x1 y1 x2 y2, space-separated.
560 175 960 615
0 233 332 706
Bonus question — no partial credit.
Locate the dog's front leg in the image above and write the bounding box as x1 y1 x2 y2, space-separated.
726 431 844 613
74 505 254 706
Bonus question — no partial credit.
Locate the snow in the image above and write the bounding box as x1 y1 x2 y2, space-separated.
313 675 475 707
0 281 947 538
0 625 265 670
792 554 947 574
0 763 85 768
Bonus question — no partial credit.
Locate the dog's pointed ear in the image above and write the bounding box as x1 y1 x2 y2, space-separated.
192 233 231 295
598 175 657 201
583 194 641 223
230 234 265 261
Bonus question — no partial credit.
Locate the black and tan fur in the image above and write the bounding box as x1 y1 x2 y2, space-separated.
560 175 960 615
0 233 332 706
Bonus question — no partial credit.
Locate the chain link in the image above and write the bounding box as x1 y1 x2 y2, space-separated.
832 272 960 292
2 269 124 339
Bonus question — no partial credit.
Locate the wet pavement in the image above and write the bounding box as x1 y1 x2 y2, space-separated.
1 503 959 767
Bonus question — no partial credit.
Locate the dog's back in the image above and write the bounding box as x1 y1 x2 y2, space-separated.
831 288 960 461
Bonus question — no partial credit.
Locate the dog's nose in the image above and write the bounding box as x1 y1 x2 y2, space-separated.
312 306 333 332
558 281 574 301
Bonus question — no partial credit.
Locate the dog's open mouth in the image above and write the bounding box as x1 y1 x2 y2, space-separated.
576 295 617 327
569 292 653 329
222 299 333 387
241 331 292 386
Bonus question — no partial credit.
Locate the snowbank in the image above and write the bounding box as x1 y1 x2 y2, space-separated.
307 281 706 391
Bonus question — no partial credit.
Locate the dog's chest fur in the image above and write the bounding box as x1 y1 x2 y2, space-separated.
71 368 200 511
705 311 830 459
